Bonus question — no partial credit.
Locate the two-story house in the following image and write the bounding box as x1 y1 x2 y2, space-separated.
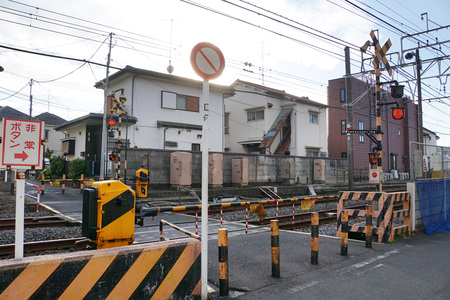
225 80 327 157
56 66 232 177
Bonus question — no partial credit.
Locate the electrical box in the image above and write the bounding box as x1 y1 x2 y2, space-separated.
209 153 223 186
232 157 249 186
135 168 149 198
281 162 296 185
313 159 325 183
170 152 192 186
82 180 135 249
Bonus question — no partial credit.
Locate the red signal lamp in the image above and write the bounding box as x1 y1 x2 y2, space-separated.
391 107 405 120
108 119 115 126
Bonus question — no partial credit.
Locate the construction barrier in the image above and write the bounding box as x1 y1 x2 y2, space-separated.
340 210 348 256
0 239 201 299
337 191 411 243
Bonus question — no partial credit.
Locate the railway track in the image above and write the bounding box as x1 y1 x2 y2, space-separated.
0 216 80 231
0 238 90 256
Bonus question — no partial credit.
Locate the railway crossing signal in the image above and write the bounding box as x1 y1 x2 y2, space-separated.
369 152 377 165
391 106 405 120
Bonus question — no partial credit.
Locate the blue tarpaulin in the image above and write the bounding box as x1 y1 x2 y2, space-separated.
416 179 450 235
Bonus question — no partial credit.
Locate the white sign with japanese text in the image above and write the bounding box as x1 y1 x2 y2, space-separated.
1 118 44 170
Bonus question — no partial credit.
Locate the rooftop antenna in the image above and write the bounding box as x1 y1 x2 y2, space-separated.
167 19 174 74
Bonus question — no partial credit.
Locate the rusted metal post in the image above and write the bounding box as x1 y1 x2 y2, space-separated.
366 205 372 248
311 212 319 265
341 210 348 256
271 220 280 278
218 228 229 296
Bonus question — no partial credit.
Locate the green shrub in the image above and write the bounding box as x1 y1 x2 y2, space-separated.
68 158 86 180
49 156 64 179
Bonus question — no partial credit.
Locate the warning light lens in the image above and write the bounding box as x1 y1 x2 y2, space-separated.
392 107 404 120
108 119 115 126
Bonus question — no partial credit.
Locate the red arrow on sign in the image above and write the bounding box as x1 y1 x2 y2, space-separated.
14 151 29 162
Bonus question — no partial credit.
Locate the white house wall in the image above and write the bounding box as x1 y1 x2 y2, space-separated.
109 75 224 151
225 84 327 156
45 124 66 157
63 124 86 159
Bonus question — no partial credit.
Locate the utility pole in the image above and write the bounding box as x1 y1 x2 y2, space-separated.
415 49 423 146
100 33 113 179
344 47 354 190
29 79 33 120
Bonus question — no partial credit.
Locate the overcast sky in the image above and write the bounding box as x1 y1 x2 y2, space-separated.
1 0 449 145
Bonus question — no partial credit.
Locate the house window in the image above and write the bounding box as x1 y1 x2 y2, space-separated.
341 120 346 134
61 139 75 155
306 149 320 157
247 109 264 122
340 88 345 102
161 91 199 112
391 153 398 170
224 112 230 134
192 143 201 151
44 129 50 140
358 121 364 143
341 152 347 159
309 112 318 124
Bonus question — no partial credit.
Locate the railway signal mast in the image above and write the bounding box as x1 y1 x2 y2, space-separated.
347 30 405 191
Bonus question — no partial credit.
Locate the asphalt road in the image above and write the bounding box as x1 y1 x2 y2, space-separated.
26 179 450 299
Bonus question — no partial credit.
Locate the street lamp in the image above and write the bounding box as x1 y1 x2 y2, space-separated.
405 49 423 145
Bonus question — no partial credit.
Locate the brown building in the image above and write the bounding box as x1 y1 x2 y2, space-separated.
328 76 418 177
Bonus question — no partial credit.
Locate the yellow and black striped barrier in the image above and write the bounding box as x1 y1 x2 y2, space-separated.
0 239 201 299
138 195 336 219
218 228 229 297
271 220 280 278
311 212 319 265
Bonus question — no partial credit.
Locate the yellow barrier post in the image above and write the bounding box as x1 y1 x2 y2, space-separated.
62 174 66 194
80 174 84 193
218 228 229 296
311 212 319 265
366 205 372 248
271 220 280 278
341 210 348 256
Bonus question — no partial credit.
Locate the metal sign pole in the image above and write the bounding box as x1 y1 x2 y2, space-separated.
201 79 209 300
15 171 25 258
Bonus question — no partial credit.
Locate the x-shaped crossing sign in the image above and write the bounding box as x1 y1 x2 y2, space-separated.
370 30 392 76
110 94 127 115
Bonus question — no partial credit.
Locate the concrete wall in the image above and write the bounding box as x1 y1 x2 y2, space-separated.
122 148 347 188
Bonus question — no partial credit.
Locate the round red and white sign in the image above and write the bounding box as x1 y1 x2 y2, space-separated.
190 42 225 80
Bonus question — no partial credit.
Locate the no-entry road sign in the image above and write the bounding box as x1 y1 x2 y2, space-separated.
190 42 225 80
1 118 44 170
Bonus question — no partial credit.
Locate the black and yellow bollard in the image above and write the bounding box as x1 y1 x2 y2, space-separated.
80 174 84 194
41 174 45 195
311 212 319 265
218 228 229 296
159 220 164 241
62 174 66 194
341 210 348 256
271 220 280 278
366 205 372 248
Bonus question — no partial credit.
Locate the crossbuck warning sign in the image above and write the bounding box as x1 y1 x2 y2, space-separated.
1 118 44 170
